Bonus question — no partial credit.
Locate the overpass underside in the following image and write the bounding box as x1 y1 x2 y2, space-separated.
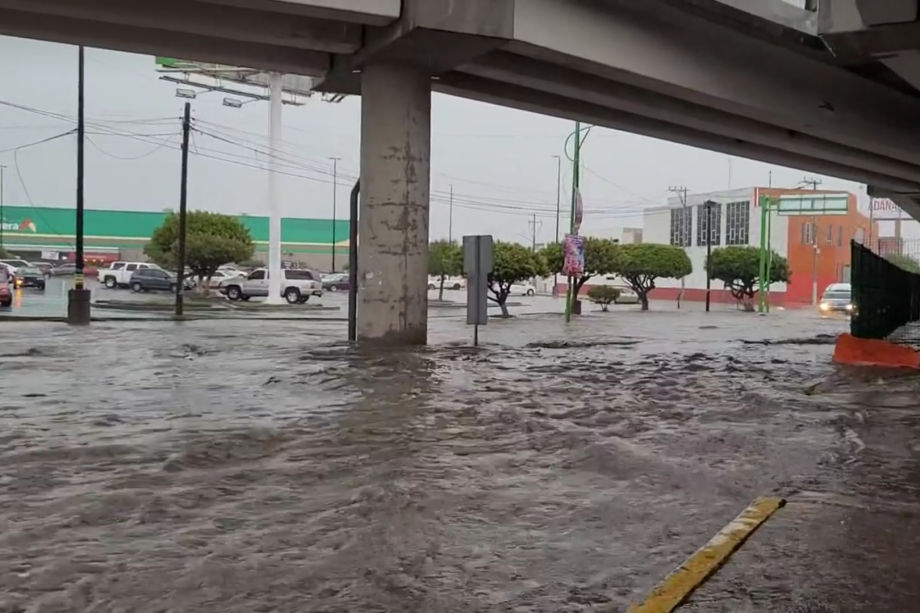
2 0 920 343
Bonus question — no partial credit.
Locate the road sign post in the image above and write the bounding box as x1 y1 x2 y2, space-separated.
464 235 494 346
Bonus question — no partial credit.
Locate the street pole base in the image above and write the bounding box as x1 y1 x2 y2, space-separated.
67 288 91 325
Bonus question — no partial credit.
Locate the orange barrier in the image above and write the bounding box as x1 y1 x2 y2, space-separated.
833 333 920 369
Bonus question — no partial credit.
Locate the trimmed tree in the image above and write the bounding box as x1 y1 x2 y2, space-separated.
707 245 790 311
428 240 463 301
614 243 692 310
145 211 254 293
541 237 619 299
484 241 547 317
587 285 621 312
886 253 920 274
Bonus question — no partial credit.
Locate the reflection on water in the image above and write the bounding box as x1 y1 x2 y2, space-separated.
0 313 918 611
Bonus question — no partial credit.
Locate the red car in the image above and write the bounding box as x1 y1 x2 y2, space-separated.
0 266 12 307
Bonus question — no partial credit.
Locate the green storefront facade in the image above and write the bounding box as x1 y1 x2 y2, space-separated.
0 205 349 269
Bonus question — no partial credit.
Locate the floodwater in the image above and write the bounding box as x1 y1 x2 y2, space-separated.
1 308 919 612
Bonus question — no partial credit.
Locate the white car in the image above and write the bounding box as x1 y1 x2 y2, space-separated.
98 261 163 289
509 282 536 296
0 258 32 274
613 285 640 304
206 269 243 289
219 268 323 304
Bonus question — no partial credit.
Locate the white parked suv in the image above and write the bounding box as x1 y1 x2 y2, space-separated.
219 268 323 304
98 261 163 289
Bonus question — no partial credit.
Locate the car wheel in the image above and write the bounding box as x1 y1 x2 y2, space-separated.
329 285 338 292
428 283 436 290
526 289 535 296
38 284 45 291
0 299 10 307
285 287 301 304
169 283 177 293
104 276 117 289
226 286 241 301
452 283 461 290
131 282 143 293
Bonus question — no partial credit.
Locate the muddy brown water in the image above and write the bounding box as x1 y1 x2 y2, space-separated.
1 310 919 612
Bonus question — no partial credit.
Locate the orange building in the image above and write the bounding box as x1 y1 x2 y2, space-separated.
756 188 875 305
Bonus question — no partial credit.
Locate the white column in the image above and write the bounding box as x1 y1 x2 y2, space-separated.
266 72 284 304
359 63 431 345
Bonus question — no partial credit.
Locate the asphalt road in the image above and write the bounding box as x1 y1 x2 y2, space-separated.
1 295 916 612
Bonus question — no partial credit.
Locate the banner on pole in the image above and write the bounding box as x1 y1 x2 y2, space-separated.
562 234 585 277
574 189 584 234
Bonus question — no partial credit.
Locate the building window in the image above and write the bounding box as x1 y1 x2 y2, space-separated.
725 201 749 245
697 202 722 246
670 207 691 247
802 221 816 245
838 226 843 247
826 224 834 245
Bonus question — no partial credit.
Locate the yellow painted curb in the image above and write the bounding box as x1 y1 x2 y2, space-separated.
628 496 786 613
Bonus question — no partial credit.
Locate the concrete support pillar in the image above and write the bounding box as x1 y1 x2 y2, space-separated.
358 63 431 345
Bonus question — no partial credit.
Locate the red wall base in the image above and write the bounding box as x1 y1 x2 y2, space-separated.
553 282 798 307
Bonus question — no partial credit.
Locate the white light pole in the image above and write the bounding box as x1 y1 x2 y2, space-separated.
266 73 283 304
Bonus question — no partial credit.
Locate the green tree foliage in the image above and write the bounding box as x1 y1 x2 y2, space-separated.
145 211 254 291
587 285 621 312
614 243 692 311
541 237 619 298
428 240 463 301
885 253 920 274
483 241 547 317
706 246 790 311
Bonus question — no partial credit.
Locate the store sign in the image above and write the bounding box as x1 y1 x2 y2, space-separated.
870 198 906 220
0 218 37 233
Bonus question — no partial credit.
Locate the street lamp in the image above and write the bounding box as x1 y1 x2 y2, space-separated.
329 156 341 272
563 122 593 321
552 154 561 296
175 88 197 99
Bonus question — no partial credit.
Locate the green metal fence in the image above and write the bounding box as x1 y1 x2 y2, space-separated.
851 240 920 339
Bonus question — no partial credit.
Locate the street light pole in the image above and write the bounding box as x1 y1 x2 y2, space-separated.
552 155 561 296
67 45 90 325
448 184 454 243
0 164 6 249
705 200 714 312
329 156 340 272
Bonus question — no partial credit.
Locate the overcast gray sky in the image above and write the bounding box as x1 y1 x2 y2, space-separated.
1 34 886 245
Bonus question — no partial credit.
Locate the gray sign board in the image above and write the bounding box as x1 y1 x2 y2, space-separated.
463 235 494 327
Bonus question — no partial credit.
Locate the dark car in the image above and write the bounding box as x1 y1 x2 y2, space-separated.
130 268 178 293
322 273 350 292
15 266 46 290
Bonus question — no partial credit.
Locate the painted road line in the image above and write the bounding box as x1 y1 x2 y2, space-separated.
628 496 786 613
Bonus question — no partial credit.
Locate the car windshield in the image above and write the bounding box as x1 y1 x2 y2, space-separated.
20 267 40 274
823 291 851 300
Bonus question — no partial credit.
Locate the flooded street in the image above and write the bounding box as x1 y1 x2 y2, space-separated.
1 308 919 612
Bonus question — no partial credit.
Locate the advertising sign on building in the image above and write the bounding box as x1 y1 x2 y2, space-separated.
870 198 906 221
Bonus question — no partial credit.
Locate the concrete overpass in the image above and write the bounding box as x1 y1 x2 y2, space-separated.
2 0 920 343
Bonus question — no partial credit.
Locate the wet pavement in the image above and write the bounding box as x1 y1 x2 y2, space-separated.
0 306 917 612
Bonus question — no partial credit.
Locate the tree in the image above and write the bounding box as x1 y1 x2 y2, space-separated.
482 241 547 317
428 240 462 301
541 237 620 300
145 211 254 292
706 246 790 311
587 285 621 312
614 243 692 311
886 253 920 274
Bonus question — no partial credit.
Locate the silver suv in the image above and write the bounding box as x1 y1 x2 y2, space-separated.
219 268 323 304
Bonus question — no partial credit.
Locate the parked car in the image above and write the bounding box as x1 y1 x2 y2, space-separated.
14 266 46 290
202 269 243 290
219 268 323 304
613 285 640 304
0 258 32 274
33 262 54 276
509 282 536 296
98 261 162 289
129 268 179 293
52 262 76 276
322 273 350 292
819 282 852 314
444 277 466 290
0 268 10 307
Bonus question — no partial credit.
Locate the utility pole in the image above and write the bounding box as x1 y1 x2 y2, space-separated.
448 184 454 243
0 164 6 249
329 156 340 272
801 176 821 305
175 102 191 318
668 185 688 309
552 155 561 296
705 200 715 312
67 46 90 325
528 214 542 252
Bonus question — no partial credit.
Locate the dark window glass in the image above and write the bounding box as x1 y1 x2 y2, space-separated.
697 202 722 246
249 270 266 280
669 207 691 247
725 201 750 245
